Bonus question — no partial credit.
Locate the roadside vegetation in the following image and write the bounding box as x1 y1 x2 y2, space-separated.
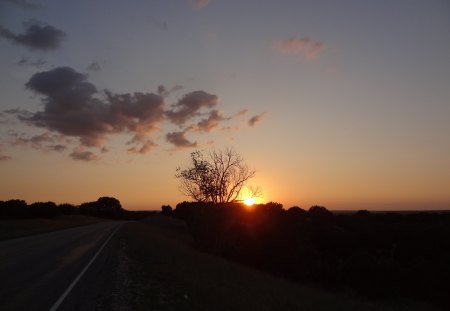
0 196 153 240
161 202 449 310
123 215 439 311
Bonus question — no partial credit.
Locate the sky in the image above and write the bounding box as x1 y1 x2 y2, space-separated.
0 0 449 211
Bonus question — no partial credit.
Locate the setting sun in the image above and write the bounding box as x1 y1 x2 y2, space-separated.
244 197 256 206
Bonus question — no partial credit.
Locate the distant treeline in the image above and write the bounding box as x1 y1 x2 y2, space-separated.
0 197 153 220
163 202 450 309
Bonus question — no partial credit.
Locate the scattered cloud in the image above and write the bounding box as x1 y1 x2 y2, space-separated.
248 112 267 127
4 0 42 10
0 20 65 51
4 66 265 159
0 143 12 161
166 131 197 148
10 132 68 152
17 57 47 68
127 136 157 154
157 84 183 97
87 61 101 72
145 16 168 31
189 0 211 9
233 109 248 118
189 109 229 133
49 144 67 152
11 66 165 152
0 155 12 161
166 91 218 126
275 37 325 60
69 149 99 162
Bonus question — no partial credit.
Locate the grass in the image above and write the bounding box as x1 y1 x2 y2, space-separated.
0 215 106 241
123 215 440 311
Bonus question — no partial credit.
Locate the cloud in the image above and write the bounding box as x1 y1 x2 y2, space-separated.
18 66 165 152
189 0 211 9
0 143 12 161
69 149 98 162
11 132 68 152
49 144 67 152
145 16 168 31
0 155 12 161
166 91 218 125
17 57 46 68
0 20 65 51
234 109 248 118
127 136 157 154
87 61 101 72
188 109 229 133
248 112 267 127
166 131 197 148
275 37 325 60
157 84 183 97
4 0 42 10
4 66 266 159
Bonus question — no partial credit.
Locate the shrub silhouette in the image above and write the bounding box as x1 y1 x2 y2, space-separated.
171 201 450 309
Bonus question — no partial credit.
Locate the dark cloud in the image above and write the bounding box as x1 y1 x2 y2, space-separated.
189 109 228 133
0 21 65 51
166 131 197 148
248 112 267 127
166 91 218 125
157 84 183 97
69 149 98 161
87 61 101 72
4 66 265 159
49 144 67 152
126 136 157 154
17 57 46 67
17 66 165 152
5 0 42 10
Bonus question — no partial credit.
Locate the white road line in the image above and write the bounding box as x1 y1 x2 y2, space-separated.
49 224 121 311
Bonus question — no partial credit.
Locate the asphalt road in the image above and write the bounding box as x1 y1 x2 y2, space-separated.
0 221 122 311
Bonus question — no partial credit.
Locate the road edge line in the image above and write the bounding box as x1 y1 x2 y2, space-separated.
49 224 121 311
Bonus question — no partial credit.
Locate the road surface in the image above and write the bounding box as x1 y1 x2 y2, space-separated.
0 221 122 311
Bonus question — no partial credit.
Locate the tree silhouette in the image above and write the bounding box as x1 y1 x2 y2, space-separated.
176 147 255 203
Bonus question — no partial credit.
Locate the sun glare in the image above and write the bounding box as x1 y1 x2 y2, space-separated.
244 197 256 206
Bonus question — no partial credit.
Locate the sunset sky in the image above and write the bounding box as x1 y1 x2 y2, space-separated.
1 0 449 210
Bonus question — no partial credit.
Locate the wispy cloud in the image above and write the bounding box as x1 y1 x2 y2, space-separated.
11 132 68 152
87 61 101 72
248 112 267 127
69 149 99 162
17 57 46 68
188 0 211 9
0 20 65 51
0 144 12 161
275 37 325 61
4 0 42 10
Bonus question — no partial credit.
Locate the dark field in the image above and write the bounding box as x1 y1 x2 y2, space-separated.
0 215 106 240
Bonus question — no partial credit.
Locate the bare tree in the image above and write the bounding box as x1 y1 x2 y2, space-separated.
176 147 256 203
